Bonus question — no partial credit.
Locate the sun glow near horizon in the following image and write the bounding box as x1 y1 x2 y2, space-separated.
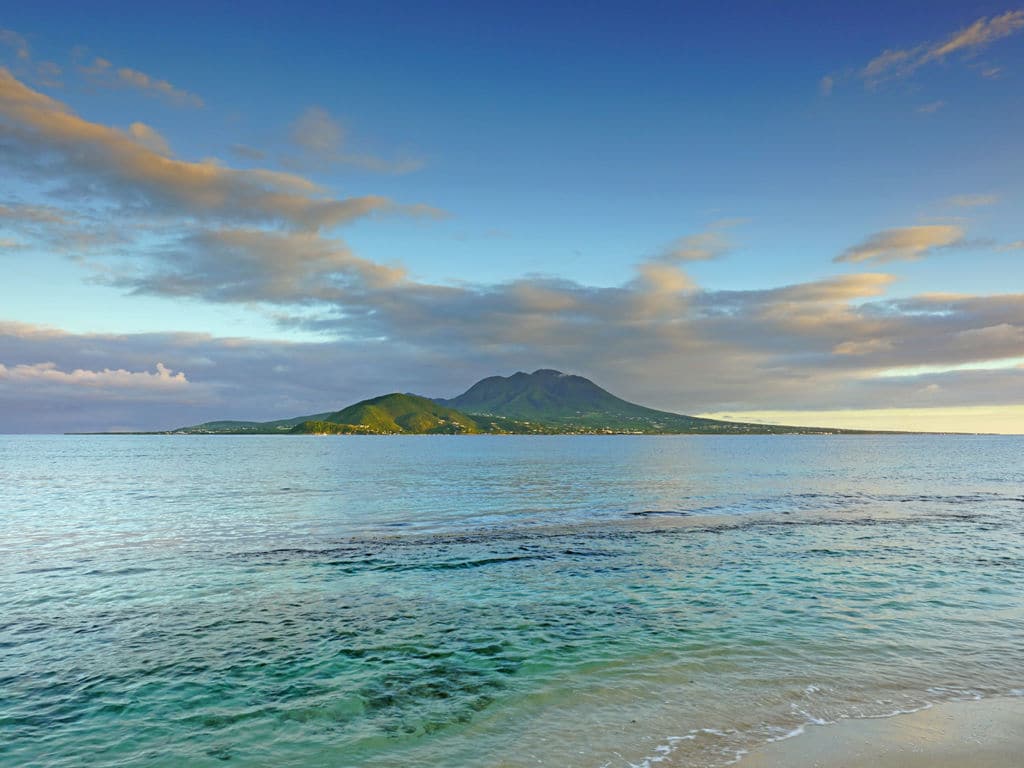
698 406 1024 435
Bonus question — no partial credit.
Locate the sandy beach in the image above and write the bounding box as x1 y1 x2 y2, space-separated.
739 697 1024 768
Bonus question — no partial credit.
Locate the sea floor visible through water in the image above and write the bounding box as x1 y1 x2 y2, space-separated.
1 434 1022 767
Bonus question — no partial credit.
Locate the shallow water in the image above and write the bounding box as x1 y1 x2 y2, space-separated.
1 435 1022 767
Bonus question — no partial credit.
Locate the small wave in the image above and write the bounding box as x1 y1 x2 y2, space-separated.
83 566 157 576
628 510 693 517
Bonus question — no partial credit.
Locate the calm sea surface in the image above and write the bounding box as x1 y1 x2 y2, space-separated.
2 435 1023 767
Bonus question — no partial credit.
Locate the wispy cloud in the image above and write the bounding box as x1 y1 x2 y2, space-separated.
0 202 67 224
916 99 945 114
928 10 1024 59
287 106 424 174
1 27 63 88
835 225 963 263
945 193 998 207
655 226 732 263
861 10 1024 87
230 144 268 162
79 56 203 108
0 28 30 61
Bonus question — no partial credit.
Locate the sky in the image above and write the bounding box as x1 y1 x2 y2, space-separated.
1 1 1023 433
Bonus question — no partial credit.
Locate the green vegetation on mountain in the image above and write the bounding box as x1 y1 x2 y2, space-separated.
179 412 336 434
436 369 841 434
292 393 487 435
172 369 874 435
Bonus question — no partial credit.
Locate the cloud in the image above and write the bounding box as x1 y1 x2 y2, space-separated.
927 10 1024 60
287 106 424 174
0 69 441 231
126 121 171 155
0 359 187 387
945 193 998 207
835 225 963 263
292 106 342 155
34 60 62 88
862 49 912 83
819 75 834 96
110 228 407 303
636 262 697 292
0 28 30 61
656 228 732 263
79 56 203 108
230 144 267 162
0 322 455 432
861 10 1024 86
0 199 134 255
4 272 1024 432
916 100 945 114
3 252 1024 431
0 202 66 224
1 27 63 88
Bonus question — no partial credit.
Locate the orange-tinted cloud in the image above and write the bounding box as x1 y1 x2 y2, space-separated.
0 69 441 230
79 55 203 107
835 225 963 263
861 10 1024 86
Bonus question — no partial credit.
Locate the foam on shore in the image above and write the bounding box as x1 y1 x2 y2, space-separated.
737 696 1024 768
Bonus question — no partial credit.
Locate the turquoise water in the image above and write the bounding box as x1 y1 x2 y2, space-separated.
2 435 1023 767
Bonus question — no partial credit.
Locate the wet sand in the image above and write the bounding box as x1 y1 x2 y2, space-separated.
739 697 1024 768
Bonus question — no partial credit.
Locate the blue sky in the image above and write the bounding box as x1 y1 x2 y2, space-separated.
1 2 1023 431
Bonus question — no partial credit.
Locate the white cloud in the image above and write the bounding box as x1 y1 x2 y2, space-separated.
0 361 188 389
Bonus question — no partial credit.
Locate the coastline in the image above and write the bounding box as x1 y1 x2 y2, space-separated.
737 697 1024 768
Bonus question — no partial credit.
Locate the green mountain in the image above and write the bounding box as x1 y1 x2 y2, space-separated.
172 369 871 435
436 368 823 434
291 393 512 435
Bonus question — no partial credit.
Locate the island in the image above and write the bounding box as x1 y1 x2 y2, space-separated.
163 369 874 435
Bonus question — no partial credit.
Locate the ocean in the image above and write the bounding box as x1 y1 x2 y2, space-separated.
2 434 1022 767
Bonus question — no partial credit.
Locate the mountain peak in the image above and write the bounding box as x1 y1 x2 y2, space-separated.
436 369 652 422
